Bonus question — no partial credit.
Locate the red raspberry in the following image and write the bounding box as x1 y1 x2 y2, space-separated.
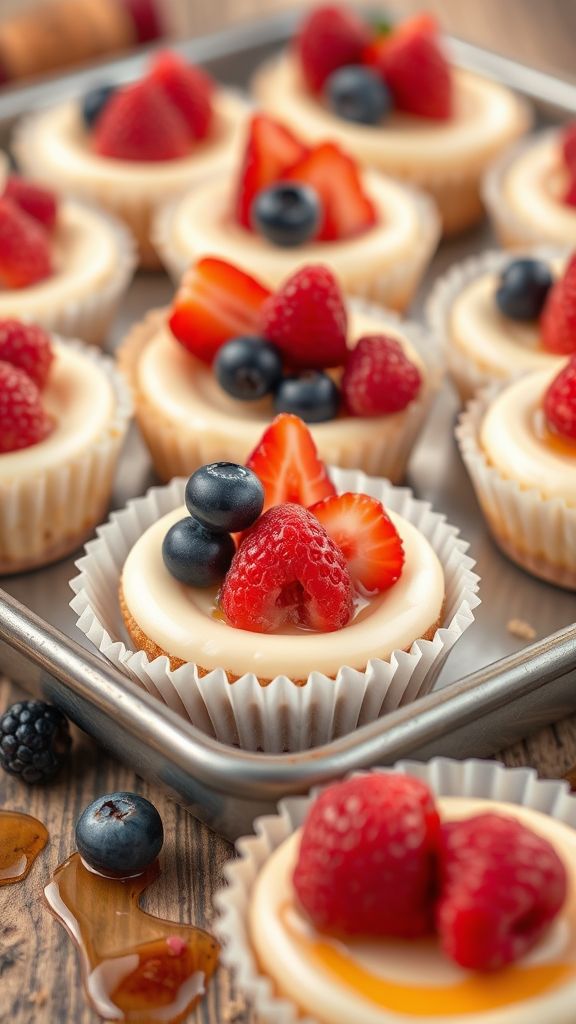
149 50 214 142
293 774 441 937
436 813 567 971
92 78 190 161
543 355 576 439
4 176 58 232
220 503 353 633
0 320 53 389
540 255 576 354
0 197 52 289
296 4 370 93
0 360 53 453
260 265 348 369
341 335 422 416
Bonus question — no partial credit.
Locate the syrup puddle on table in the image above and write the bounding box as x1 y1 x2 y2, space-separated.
44 853 220 1023
0 810 48 885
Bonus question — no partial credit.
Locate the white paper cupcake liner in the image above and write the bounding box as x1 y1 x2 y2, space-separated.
216 757 576 1024
426 245 568 402
0 337 132 574
69 469 479 753
456 384 576 589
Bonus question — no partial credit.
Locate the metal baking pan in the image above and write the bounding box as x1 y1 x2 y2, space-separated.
1 17 575 839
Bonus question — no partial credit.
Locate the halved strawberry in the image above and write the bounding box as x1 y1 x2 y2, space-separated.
365 13 452 120
235 115 309 229
540 254 576 354
246 413 336 511
4 176 58 232
0 197 53 289
296 4 370 93
285 142 377 241
309 491 404 593
168 258 272 365
149 50 214 142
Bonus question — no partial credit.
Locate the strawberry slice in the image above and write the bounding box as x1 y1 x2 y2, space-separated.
168 258 272 365
365 14 452 120
149 50 214 142
296 5 370 93
92 78 190 161
0 197 52 289
309 491 405 593
285 142 377 241
246 413 336 511
4 176 58 232
540 254 576 354
235 114 309 229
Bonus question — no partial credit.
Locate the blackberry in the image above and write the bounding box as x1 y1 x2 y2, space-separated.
0 700 71 783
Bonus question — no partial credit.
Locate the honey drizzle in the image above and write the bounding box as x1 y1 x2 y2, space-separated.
0 810 48 885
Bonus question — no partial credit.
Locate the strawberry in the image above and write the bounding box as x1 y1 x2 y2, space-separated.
296 4 370 93
0 360 53 453
310 492 404 593
0 320 53 389
540 254 576 354
294 774 441 937
260 264 348 368
561 122 576 173
246 413 336 511
366 14 452 120
235 115 309 229
342 335 422 416
149 50 214 142
220 502 353 633
92 78 190 161
564 176 576 207
543 355 576 440
285 142 377 242
0 197 52 289
4 176 58 232
436 813 567 971
168 258 272 365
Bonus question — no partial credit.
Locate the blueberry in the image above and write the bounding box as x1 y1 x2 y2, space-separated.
82 84 116 129
274 372 340 423
185 463 264 533
75 792 163 878
495 259 554 321
325 65 392 125
251 183 321 247
215 336 283 400
162 516 235 587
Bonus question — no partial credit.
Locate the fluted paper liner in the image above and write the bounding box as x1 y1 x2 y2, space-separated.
0 338 132 574
70 470 479 753
216 758 576 1024
456 384 576 589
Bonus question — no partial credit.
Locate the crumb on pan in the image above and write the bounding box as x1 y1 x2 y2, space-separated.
507 618 537 641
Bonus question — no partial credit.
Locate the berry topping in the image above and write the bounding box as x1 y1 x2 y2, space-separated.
185 462 264 533
169 258 272 365
286 142 377 242
0 700 71 784
162 516 235 588
310 492 404 592
540 254 576 354
297 4 370 93
220 502 354 633
436 813 567 971
325 64 392 125
251 182 321 247
236 115 309 230
274 371 340 423
0 361 53 453
293 774 440 937
75 792 164 879
4 175 58 231
341 335 422 416
81 84 117 129
0 320 53 389
543 355 576 440
561 122 576 173
246 413 336 511
215 336 283 400
260 264 348 369
366 14 452 120
0 197 52 289
495 258 554 321
150 50 214 142
92 79 190 161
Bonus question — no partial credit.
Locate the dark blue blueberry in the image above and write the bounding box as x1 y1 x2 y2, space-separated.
185 462 264 533
0 700 71 784
75 792 163 878
82 84 117 129
215 336 283 400
325 65 392 125
274 372 340 423
251 182 321 247
162 516 235 587
495 259 554 321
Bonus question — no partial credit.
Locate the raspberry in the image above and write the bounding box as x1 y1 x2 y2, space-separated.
436 813 567 971
0 320 53 389
220 503 353 633
543 355 576 439
92 78 190 161
260 265 348 369
540 254 576 354
0 700 71 784
293 774 441 937
0 360 53 453
4 175 58 231
296 4 370 93
0 197 52 289
149 50 214 142
341 335 422 416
